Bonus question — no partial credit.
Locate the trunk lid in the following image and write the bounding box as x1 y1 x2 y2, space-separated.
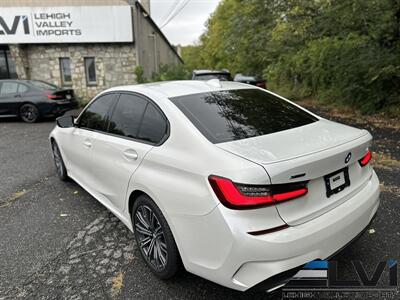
47 89 75 101
217 119 373 225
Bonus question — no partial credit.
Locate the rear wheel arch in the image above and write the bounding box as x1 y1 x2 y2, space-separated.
128 189 171 223
128 190 147 217
128 190 184 252
18 101 38 113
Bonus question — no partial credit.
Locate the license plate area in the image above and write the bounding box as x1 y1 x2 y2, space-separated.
324 167 350 198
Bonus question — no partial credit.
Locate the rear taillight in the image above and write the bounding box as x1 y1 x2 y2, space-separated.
359 150 372 167
45 92 61 100
208 175 308 209
256 81 266 89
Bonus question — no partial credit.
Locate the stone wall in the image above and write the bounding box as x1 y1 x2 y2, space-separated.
10 43 137 103
9 45 29 79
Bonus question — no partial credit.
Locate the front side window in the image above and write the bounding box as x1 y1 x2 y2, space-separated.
59 58 72 85
170 89 318 144
137 103 167 144
84 57 96 85
79 93 116 131
108 93 147 139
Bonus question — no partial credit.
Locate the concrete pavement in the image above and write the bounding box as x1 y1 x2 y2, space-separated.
0 109 399 299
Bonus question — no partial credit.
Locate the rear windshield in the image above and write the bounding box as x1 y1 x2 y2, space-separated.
170 89 318 144
194 74 232 81
234 75 257 82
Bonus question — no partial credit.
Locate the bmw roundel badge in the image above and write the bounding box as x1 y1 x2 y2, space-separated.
345 152 352 164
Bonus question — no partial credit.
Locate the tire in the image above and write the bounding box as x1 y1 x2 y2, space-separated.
51 141 68 181
19 103 40 123
132 195 181 279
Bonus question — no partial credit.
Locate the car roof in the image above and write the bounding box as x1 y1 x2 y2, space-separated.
106 80 252 98
0 79 35 86
0 79 40 83
193 70 230 75
0 79 28 82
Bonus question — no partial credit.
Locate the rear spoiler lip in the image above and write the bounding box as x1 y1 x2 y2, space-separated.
260 129 371 166
217 129 371 166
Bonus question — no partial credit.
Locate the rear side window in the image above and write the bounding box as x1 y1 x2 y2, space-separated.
79 93 116 131
18 84 29 93
138 103 167 144
170 89 318 144
108 93 147 139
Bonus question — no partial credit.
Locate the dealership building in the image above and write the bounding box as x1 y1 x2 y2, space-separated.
0 0 183 101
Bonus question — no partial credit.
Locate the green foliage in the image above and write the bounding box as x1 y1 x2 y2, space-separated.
134 65 147 83
181 45 206 72
151 63 190 82
183 0 400 113
135 64 190 83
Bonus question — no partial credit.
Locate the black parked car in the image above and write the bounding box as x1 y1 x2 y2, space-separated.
0 79 77 123
234 73 267 89
192 69 233 81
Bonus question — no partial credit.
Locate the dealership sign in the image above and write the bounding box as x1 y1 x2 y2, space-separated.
0 6 133 43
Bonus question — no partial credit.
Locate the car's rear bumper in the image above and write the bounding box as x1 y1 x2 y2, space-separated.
248 209 377 293
172 171 380 291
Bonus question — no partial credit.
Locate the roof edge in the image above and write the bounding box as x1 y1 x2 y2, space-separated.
135 0 184 64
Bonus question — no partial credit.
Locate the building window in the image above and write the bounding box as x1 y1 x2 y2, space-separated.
59 58 72 85
0 47 17 79
84 57 96 85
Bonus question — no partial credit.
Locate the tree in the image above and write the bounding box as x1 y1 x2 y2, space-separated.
184 0 400 113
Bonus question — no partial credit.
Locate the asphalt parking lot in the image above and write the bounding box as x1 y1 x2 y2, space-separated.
0 107 399 300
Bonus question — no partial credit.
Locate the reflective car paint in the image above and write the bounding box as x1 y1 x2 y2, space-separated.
0 79 77 120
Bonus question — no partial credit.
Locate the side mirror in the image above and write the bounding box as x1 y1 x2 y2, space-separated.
56 115 75 128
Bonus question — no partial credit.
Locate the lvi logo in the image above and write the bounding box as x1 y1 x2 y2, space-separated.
282 259 399 298
287 260 398 287
0 16 30 35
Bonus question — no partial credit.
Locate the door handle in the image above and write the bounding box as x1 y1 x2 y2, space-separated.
14 94 21 98
123 149 138 160
83 140 92 148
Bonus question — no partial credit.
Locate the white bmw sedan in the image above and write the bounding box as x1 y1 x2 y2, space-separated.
50 80 380 291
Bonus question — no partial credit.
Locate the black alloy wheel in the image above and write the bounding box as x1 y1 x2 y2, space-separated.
20 103 39 123
132 194 181 279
